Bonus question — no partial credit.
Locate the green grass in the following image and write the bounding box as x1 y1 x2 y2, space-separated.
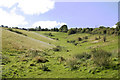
2 28 55 51
1 29 119 78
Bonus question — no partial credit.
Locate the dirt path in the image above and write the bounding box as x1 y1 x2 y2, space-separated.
26 36 55 48
32 32 55 41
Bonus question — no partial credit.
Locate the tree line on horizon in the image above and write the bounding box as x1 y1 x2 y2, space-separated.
1 21 120 35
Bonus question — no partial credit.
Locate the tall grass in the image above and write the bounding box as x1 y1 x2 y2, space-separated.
91 49 112 67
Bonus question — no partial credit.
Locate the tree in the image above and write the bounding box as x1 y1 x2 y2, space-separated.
38 26 41 31
4 26 8 28
28 28 36 31
44 28 48 31
68 28 77 35
51 28 59 32
99 26 105 29
59 25 68 32
54 28 59 32
81 28 87 33
115 21 120 31
77 28 82 33
1 25 4 27
103 29 107 34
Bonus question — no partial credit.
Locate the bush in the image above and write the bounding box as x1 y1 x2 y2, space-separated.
68 28 77 35
77 37 82 41
81 40 88 43
33 56 49 63
38 64 50 71
53 46 61 52
66 58 78 70
57 56 65 63
103 36 106 42
95 37 99 40
14 30 23 34
74 52 91 60
67 40 75 43
48 33 53 36
7 28 13 31
2 55 11 65
7 28 27 36
29 49 40 57
84 36 88 39
56 38 59 40
74 43 78 46
99 36 101 39
53 48 59 51
70 40 75 43
91 49 112 67
30 63 36 66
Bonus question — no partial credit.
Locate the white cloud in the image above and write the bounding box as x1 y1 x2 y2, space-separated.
0 8 28 27
0 0 55 15
32 21 67 28
0 0 18 8
18 0 55 15
112 25 117 28
0 0 56 27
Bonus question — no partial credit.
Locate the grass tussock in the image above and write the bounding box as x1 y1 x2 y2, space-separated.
91 48 112 67
74 52 91 60
33 56 49 63
66 57 78 70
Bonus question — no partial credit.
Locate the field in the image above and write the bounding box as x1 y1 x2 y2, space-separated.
1 28 119 78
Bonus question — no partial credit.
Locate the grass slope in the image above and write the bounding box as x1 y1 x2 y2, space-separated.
2 28 55 51
12 29 56 44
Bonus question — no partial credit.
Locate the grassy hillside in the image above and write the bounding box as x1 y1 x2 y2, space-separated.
1 28 119 78
2 28 55 51
11 28 56 44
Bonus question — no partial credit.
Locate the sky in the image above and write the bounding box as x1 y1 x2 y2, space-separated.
0 0 119 29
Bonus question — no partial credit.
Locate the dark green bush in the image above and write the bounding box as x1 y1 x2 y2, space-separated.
48 33 53 36
84 36 88 39
14 30 23 34
57 56 65 63
95 37 99 40
53 48 59 51
74 52 91 60
70 40 75 43
67 40 75 43
81 40 88 43
53 46 62 52
74 43 78 46
7 28 13 31
38 64 50 71
7 28 27 36
77 37 82 41
2 55 11 64
91 49 112 67
67 40 69 43
30 63 36 66
103 36 106 42
68 28 77 35
33 56 49 63
99 36 101 39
